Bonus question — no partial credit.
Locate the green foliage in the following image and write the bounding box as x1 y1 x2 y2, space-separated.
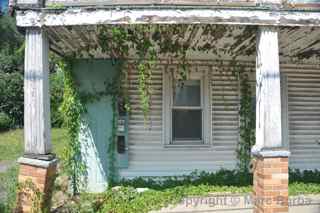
98 26 157 121
0 72 24 127
237 72 255 172
289 169 320 184
0 46 24 74
59 61 86 195
53 179 320 213
0 112 12 131
0 166 18 213
54 185 251 213
46 2 65 9
50 69 65 127
108 95 118 186
0 15 23 53
120 170 253 190
120 169 320 190
137 61 154 120
0 15 24 128
59 59 125 190
289 182 320 195
97 185 250 213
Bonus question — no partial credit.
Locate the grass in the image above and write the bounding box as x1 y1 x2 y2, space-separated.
0 128 68 161
0 166 18 212
0 128 68 212
289 182 320 195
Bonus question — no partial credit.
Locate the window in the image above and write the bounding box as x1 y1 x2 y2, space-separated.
172 80 202 143
163 67 211 146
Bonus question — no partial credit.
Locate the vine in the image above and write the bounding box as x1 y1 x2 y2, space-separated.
104 72 123 186
237 71 255 172
108 95 118 186
59 60 86 195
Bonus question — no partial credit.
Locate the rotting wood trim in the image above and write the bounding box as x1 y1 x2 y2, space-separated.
44 0 257 7
16 8 320 27
254 26 282 151
24 28 52 155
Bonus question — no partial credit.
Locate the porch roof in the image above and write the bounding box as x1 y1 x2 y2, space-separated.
43 24 320 64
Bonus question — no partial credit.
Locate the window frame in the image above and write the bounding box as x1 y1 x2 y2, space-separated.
281 73 289 149
163 66 211 147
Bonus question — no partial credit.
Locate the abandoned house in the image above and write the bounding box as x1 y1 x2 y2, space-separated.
11 0 320 212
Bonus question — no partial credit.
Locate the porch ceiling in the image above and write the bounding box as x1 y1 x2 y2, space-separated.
46 24 320 64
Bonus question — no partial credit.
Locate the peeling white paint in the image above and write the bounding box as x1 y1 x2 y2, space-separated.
16 8 320 27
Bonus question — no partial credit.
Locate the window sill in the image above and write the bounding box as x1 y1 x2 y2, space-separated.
163 144 212 149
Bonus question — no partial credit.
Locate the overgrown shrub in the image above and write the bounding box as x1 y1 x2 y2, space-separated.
54 185 251 213
0 72 23 127
0 47 23 74
0 112 11 131
119 169 320 190
289 169 320 184
119 169 253 190
50 69 64 128
0 70 64 129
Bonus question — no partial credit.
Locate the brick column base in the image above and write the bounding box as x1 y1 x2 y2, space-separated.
16 157 58 213
253 150 290 213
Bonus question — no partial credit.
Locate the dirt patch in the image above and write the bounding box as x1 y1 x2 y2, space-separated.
0 160 15 173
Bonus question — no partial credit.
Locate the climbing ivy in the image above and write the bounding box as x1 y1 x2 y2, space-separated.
237 71 255 172
59 60 86 195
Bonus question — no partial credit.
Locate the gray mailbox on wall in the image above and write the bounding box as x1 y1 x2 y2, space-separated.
116 99 129 168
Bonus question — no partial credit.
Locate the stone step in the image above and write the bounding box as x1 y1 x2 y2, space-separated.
152 194 320 213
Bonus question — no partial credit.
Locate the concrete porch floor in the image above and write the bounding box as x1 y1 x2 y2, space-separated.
152 194 320 213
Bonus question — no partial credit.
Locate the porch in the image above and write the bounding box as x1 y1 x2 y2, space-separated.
14 4 320 213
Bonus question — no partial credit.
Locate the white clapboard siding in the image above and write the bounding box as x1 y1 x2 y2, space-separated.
281 65 320 170
120 64 239 178
119 62 320 178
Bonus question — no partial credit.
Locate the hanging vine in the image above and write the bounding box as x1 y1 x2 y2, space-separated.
104 72 123 186
237 71 256 172
59 60 86 195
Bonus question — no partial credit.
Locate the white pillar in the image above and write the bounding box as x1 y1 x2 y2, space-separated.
253 26 283 153
24 28 51 156
252 26 290 213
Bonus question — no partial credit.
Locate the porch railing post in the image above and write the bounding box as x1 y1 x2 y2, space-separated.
252 26 290 213
16 28 57 212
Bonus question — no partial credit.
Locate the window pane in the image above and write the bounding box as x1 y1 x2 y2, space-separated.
173 80 201 106
172 109 202 141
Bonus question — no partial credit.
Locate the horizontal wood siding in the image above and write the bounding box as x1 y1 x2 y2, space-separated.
282 65 320 170
120 64 240 178
119 62 320 178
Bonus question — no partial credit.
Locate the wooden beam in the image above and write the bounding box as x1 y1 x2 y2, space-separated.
24 28 52 155
16 8 320 27
253 26 282 152
16 0 43 8
44 0 256 7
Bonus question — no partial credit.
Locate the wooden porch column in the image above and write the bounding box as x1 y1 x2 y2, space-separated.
16 28 57 213
252 26 290 213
